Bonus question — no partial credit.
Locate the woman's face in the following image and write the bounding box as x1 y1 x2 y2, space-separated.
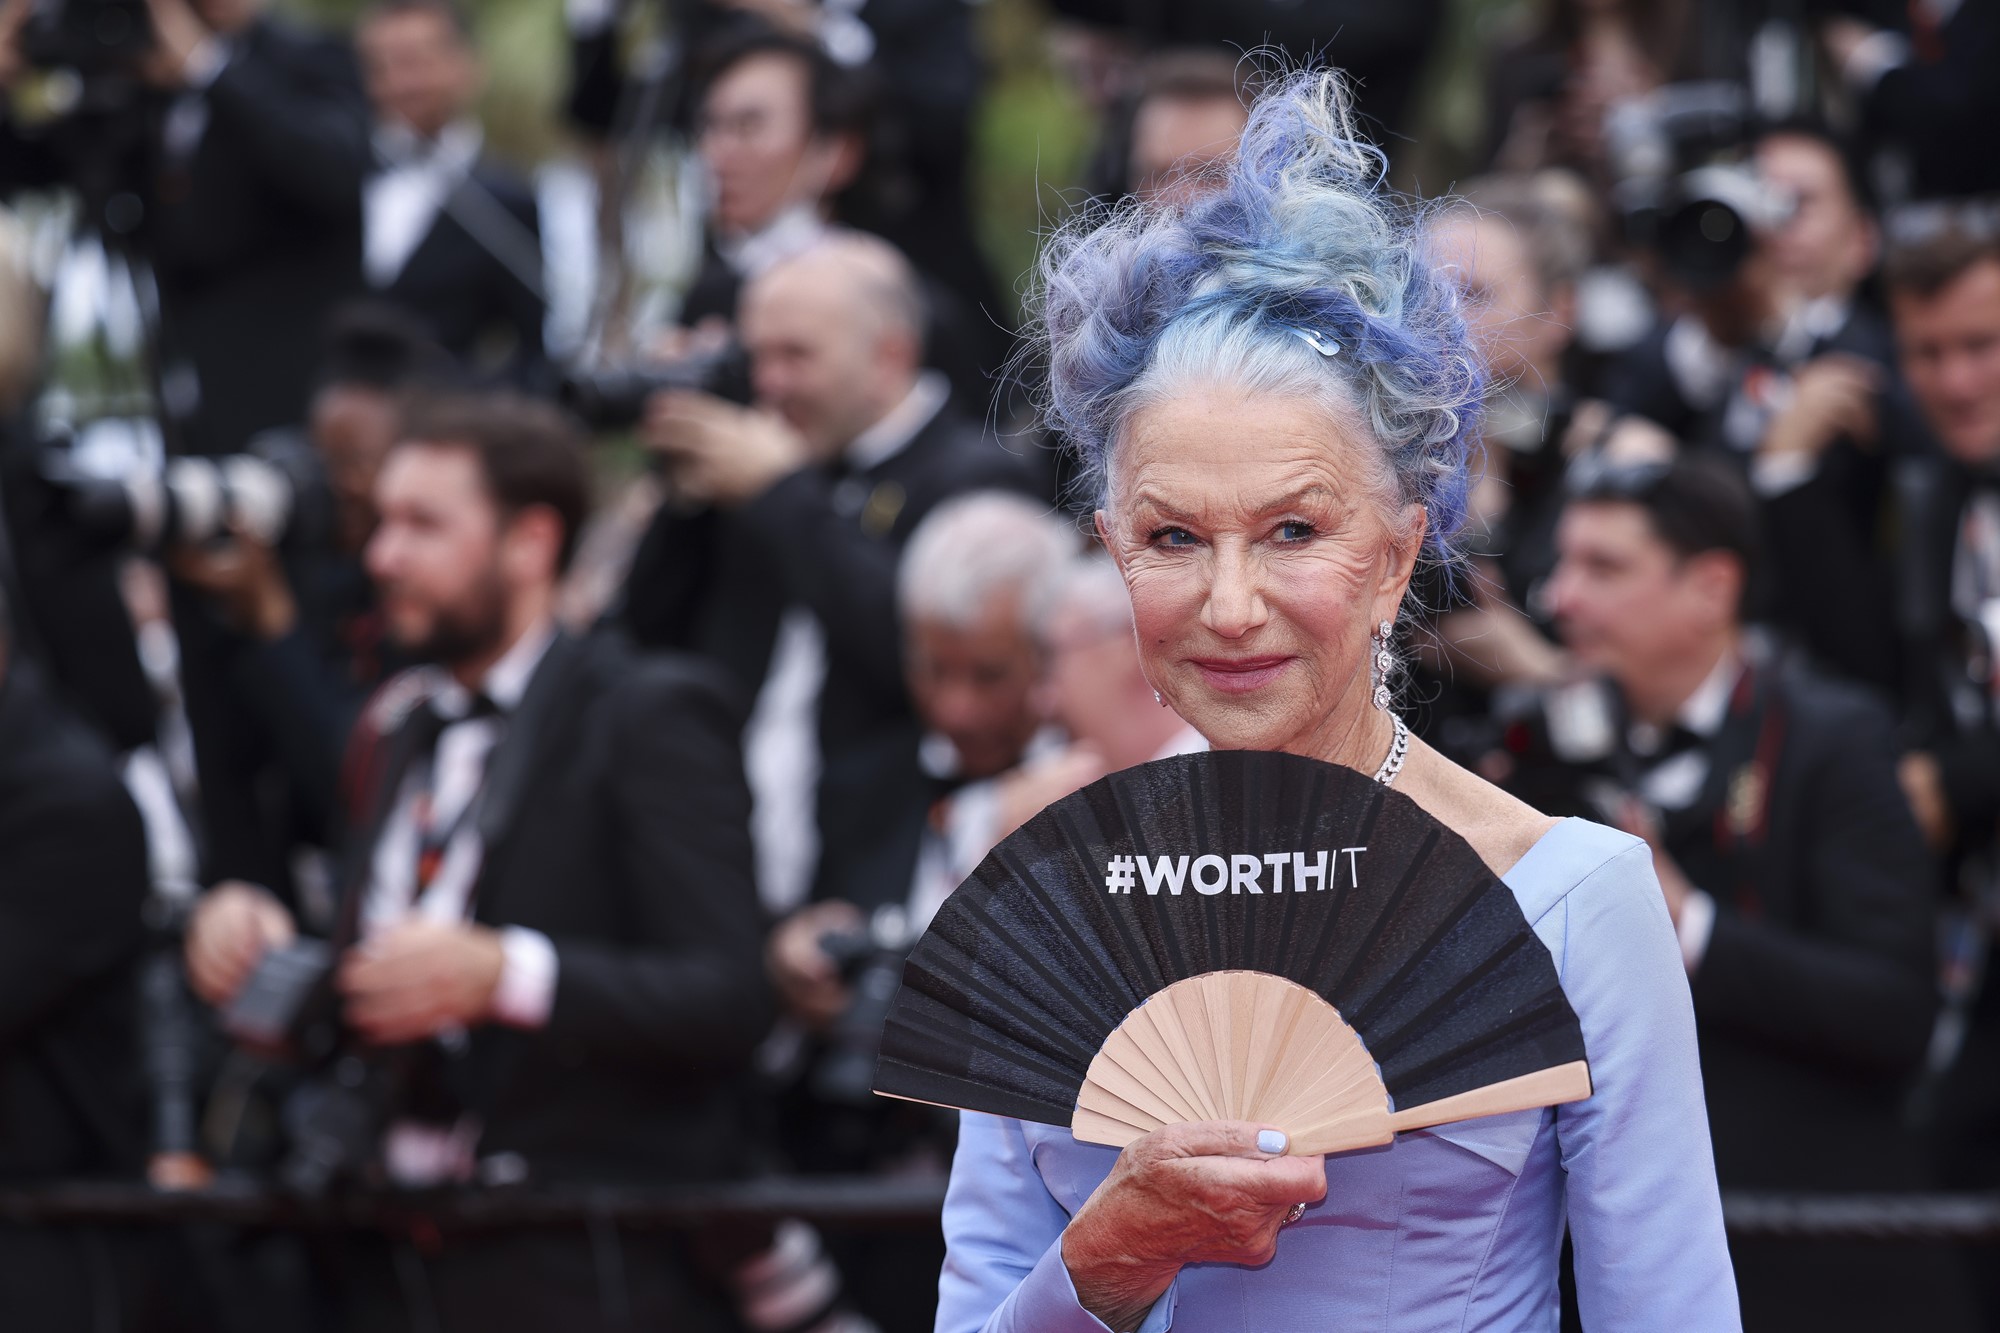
1098 384 1420 756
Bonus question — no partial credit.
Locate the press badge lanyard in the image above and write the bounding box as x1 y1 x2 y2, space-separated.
408 701 503 905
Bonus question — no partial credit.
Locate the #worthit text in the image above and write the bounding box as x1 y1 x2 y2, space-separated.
1103 850 1368 897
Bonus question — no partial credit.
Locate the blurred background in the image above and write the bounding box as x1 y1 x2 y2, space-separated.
1 0 1998 1329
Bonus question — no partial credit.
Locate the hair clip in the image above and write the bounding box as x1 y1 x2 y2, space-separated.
1290 326 1342 358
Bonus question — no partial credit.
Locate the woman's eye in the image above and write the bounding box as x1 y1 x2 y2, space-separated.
1276 521 1317 543
1150 527 1199 548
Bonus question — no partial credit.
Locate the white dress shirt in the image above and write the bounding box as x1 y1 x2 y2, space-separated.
1629 649 1742 972
364 621 560 1184
742 373 950 914
1954 489 2000 699
714 203 828 286
364 120 484 289
362 620 561 1022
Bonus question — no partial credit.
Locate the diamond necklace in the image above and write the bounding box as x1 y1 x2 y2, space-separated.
1373 713 1411 787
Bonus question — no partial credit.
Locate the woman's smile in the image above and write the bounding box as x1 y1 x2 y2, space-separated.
1188 654 1297 693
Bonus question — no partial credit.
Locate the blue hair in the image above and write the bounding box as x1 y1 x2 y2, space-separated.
1031 69 1484 567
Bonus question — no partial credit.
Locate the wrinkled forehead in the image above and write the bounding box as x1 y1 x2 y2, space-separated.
1106 383 1386 515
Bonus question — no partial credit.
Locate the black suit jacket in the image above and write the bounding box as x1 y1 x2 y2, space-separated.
1768 398 2000 853
617 403 1045 911
0 19 370 454
379 154 547 386
336 631 774 1184
1860 0 2000 200
0 661 148 1181
1887 446 2000 853
1661 656 1937 1193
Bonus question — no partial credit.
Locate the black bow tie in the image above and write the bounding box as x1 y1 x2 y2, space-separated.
1634 722 1707 764
405 689 503 756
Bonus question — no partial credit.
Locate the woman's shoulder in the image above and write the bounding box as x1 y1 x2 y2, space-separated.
1395 740 1564 878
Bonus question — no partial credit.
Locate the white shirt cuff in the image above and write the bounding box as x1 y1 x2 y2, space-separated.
491 926 559 1028
1843 31 1910 93
1677 889 1716 973
183 37 229 89
1750 450 1819 497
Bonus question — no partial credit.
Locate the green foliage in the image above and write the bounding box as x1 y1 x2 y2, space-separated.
972 0 1096 323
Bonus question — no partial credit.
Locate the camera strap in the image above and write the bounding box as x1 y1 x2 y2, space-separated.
1669 662 1784 921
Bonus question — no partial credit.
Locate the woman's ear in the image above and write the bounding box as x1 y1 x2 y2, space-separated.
1373 503 1426 624
1094 509 1119 565
1378 504 1427 591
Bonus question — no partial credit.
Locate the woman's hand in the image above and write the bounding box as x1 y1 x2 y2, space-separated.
1062 1122 1326 1331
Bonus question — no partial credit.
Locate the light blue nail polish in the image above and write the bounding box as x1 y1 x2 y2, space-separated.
1257 1129 1287 1155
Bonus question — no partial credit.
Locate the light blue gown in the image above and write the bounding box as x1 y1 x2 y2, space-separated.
934 819 1742 1333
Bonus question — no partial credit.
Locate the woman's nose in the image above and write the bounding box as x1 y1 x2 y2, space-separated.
1200 545 1268 639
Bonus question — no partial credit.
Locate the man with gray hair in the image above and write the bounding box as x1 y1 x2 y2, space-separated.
770 491 1076 1025
752 493 1066 1333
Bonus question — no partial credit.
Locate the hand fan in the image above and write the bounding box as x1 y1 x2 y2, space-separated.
872 750 1591 1155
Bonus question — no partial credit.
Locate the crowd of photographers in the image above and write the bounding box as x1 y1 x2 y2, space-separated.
0 0 1997 1329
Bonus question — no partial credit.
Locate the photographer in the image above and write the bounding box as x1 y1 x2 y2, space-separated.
184 394 773 1331
767 490 1073 1332
357 0 546 386
1544 455 1962 1331
1879 222 2000 1316
673 25 869 333
1601 120 1910 691
167 307 438 874
0 0 372 458
0 600 151 1330
570 1 1001 372
622 230 1041 921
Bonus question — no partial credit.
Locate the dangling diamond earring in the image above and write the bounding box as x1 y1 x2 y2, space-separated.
1370 619 1395 712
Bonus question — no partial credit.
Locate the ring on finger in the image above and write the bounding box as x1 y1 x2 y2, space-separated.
1283 1202 1308 1225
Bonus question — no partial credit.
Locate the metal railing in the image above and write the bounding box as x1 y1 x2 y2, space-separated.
4 1179 2000 1244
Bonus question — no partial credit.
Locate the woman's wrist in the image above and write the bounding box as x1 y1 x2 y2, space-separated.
1061 1206 1178 1332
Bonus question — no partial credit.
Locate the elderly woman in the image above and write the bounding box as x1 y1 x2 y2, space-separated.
933 73 1740 1333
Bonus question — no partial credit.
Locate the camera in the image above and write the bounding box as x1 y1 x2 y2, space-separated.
222 941 407 1195
558 341 753 430
38 429 338 555
812 906 916 1107
1604 82 1794 290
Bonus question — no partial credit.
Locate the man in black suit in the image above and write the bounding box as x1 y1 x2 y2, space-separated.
0 605 151 1329
0 0 372 457
0 0 372 900
167 307 438 862
1875 224 2000 1319
184 394 773 1331
628 229 1042 926
357 0 545 385
1547 456 1966 1331
1599 125 1907 692
569 4 1004 375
